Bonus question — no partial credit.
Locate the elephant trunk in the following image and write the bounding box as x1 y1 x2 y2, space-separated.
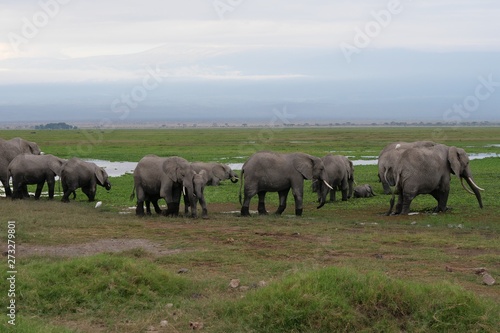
463 177 483 209
316 179 329 209
230 175 239 183
317 197 325 209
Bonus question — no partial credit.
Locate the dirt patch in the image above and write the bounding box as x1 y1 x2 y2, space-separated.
9 238 181 258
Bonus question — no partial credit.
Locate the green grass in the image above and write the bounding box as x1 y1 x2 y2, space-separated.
1 127 499 332
213 267 499 332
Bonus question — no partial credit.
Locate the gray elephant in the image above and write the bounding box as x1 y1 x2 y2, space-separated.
0 137 42 197
313 154 354 202
131 155 197 217
181 162 239 217
191 162 239 185
149 169 209 218
378 141 437 194
8 154 66 200
386 144 484 215
353 184 376 198
60 158 111 202
239 151 332 216
191 170 209 218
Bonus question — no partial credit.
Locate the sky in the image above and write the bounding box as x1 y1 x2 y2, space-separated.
0 0 499 124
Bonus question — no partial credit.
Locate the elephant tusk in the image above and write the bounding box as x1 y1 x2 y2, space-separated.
460 178 475 195
323 179 333 190
183 186 186 196
468 177 485 191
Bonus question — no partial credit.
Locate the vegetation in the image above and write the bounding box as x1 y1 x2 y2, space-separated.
34 123 78 130
0 127 499 332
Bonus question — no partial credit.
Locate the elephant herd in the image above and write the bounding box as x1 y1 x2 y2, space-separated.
0 137 484 218
0 137 111 203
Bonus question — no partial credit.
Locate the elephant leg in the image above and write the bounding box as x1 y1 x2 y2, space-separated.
394 192 404 215
47 179 55 199
199 193 208 219
400 192 416 215
340 179 348 201
275 189 289 215
240 187 256 217
431 190 449 213
34 182 44 200
152 200 162 214
61 183 72 203
61 190 71 203
329 189 335 202
292 186 304 216
382 182 392 195
145 200 152 215
81 186 92 201
341 189 348 201
257 191 268 215
136 201 145 216
162 202 180 217
10 179 21 200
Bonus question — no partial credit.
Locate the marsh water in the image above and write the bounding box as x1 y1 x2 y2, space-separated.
89 152 500 177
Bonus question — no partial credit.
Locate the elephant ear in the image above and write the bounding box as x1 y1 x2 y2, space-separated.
212 164 227 185
95 167 107 185
448 146 465 177
294 155 314 180
28 142 41 155
48 157 64 176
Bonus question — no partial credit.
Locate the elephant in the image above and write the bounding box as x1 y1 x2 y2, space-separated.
191 170 209 218
60 158 111 202
353 184 376 198
181 162 239 217
8 154 66 200
313 154 354 202
0 137 42 197
131 155 197 217
191 162 239 186
239 151 333 216
378 141 437 194
386 144 484 215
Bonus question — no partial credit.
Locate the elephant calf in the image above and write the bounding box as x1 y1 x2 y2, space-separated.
60 158 111 202
353 184 376 198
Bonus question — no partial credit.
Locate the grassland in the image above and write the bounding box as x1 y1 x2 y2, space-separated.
1 127 499 332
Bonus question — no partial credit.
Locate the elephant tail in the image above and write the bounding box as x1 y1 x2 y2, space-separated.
386 173 400 216
238 169 244 206
129 185 136 201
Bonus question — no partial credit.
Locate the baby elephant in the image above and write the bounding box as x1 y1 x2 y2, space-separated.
353 184 376 198
60 158 111 202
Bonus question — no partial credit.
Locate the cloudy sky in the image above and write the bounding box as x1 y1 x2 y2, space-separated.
1 0 499 124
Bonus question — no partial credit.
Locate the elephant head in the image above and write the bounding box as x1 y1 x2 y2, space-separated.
213 163 239 184
95 166 112 190
10 137 42 155
448 146 483 208
294 154 332 209
164 157 197 216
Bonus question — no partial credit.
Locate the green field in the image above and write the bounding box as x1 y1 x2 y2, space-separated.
1 127 499 332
